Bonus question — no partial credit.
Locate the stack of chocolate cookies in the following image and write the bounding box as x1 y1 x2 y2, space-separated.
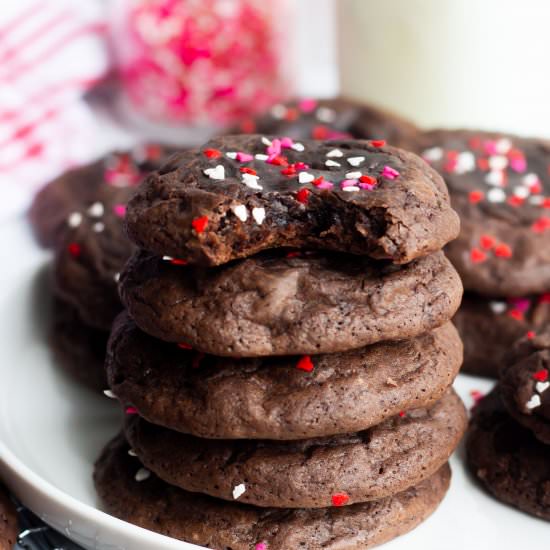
467 329 550 520
418 131 550 378
95 134 467 549
28 145 174 390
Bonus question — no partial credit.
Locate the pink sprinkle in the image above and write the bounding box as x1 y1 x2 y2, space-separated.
508 297 531 313
280 137 294 149
382 166 400 180
483 140 498 155
340 179 358 188
294 162 309 170
236 152 254 162
125 406 138 415
359 181 376 191
317 180 334 190
267 138 281 156
113 204 126 217
510 157 527 173
255 543 267 550
298 98 317 112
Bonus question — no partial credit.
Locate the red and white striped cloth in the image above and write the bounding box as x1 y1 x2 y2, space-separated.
0 0 113 220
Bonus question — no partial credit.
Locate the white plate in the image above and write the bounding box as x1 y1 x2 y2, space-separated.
0 216 548 550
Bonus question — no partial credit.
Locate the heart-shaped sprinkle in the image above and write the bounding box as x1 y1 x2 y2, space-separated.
296 188 310 204
526 394 542 410
267 139 282 156
485 171 504 187
103 389 116 399
192 216 208 234
87 202 104 217
270 104 286 119
261 136 272 146
422 147 443 162
93 222 105 233
331 493 349 507
232 483 246 499
489 155 508 171
489 301 507 314
232 204 248 221
252 207 266 225
204 165 225 180
326 148 343 158
135 468 151 482
255 154 269 161
325 159 341 167
204 148 222 159
317 180 334 190
347 156 365 167
299 98 317 112
345 171 362 179
113 204 126 217
242 173 263 190
128 449 137 457
487 188 506 203
298 172 315 184
533 369 549 382
236 152 253 162
480 235 495 250
67 242 81 258
296 355 314 371
280 137 293 149
226 152 238 159
536 381 550 394
470 248 487 263
316 107 336 123
342 186 360 192
67 212 82 227
371 139 386 148
292 142 305 152
469 190 485 204
494 243 512 258
382 166 400 180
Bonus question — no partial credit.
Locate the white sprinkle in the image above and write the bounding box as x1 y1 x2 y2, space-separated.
135 468 151 482
103 389 116 399
162 255 174 261
487 188 506 203
513 186 530 199
232 483 246 500
485 171 505 187
422 147 443 162
128 449 137 457
242 173 263 190
113 272 120 282
204 165 225 180
93 222 105 233
316 107 336 123
342 186 360 192
455 152 476 174
529 195 544 205
292 142 305 152
536 381 550 394
87 202 104 218
523 173 540 187
495 138 512 154
226 152 237 159
345 171 362 179
526 394 542 410
298 172 315 184
261 136 272 146
489 155 508 171
252 207 266 225
489 301 507 314
255 154 269 161
232 204 248 222
325 159 341 167
347 156 365 167
270 104 287 119
67 212 82 228
326 148 343 158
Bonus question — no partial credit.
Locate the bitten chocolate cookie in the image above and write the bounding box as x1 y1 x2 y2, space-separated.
108 313 462 439
53 203 134 330
420 130 550 296
51 298 108 392
501 329 550 444
124 389 465 509
0 485 17 550
229 97 421 150
454 293 550 378
28 145 174 248
466 389 550 521
120 249 462 357
95 434 451 550
125 135 459 266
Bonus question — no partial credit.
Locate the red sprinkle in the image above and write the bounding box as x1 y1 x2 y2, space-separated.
508 309 524 321
359 174 377 185
370 139 386 148
240 167 257 175
527 331 537 340
469 190 484 204
398 411 406 418
539 293 550 304
296 188 311 204
203 148 222 159
281 166 297 176
170 258 188 266
542 198 550 209
532 217 550 233
267 155 289 167
480 235 495 250
192 216 209 234
477 158 489 171
494 243 512 258
507 196 525 207
331 493 350 507
68 242 81 258
296 355 314 372
312 125 329 140
312 176 325 187
286 251 301 258
177 343 193 350
125 406 138 415
284 107 299 121
533 369 548 382
470 248 487 263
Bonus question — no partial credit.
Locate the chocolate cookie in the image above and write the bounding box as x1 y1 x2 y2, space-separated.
454 293 550 378
51 298 108 392
95 434 451 550
120 249 462 357
0 485 17 550
501 329 550 444
420 130 550 296
125 135 459 266
466 388 550 521
53 202 134 330
229 97 421 150
124 389 465 509
28 145 174 248
108 313 462 439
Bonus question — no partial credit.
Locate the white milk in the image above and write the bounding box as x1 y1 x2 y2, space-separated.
338 0 550 136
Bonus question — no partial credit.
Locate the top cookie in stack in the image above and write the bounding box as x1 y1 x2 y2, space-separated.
419 131 550 377
96 134 466 550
